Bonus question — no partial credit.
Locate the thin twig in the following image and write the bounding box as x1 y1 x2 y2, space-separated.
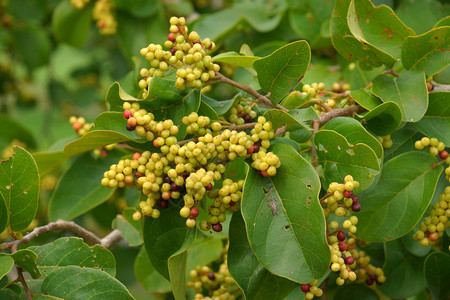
319 105 363 125
383 69 399 77
100 229 122 249
311 120 320 168
17 267 32 300
215 73 289 112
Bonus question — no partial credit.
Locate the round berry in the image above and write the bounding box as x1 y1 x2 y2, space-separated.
351 195 358 203
337 231 346 241
190 208 200 218
243 114 252 123
170 182 179 191
159 200 169 209
73 123 82 131
429 231 439 241
212 223 222 232
123 110 133 119
301 284 310 293
345 256 354 265
168 33 175 42
338 241 347 251
366 277 374 286
205 183 213 191
343 190 353 198
126 124 135 131
352 202 361 212
439 150 448 160
208 272 216 280
162 191 171 200
132 152 141 160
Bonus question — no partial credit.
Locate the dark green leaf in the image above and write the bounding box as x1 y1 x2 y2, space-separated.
0 115 36 150
49 151 122 221
52 1 92 47
32 237 116 277
10 249 41 279
241 143 330 283
335 284 379 300
112 208 143 247
263 109 309 131
213 52 260 68
35 266 134 299
0 255 14 281
134 246 171 294
396 0 448 35
372 70 428 122
378 240 426 298
0 191 6 233
402 26 450 76
106 82 139 112
201 94 242 117
198 100 218 121
413 91 450 146
356 151 442 242
401 222 431 257
424 252 450 300
111 0 158 17
254 41 311 104
384 127 421 162
350 89 382 111
11 24 50 69
354 102 402 136
228 212 298 299
0 146 39 231
313 130 380 192
0 289 20 299
270 137 301 152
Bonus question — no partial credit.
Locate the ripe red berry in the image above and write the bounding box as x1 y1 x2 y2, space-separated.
153 139 160 148
207 272 216 280
253 144 260 152
162 191 171 200
170 183 178 191
429 232 439 241
352 202 361 212
260 170 269 177
100 149 108 157
345 256 354 265
168 33 175 42
163 176 171 183
132 152 141 160
170 48 176 55
123 110 133 119
73 122 82 132
243 114 252 123
212 223 222 232
127 118 137 126
366 277 374 286
337 231 346 241
338 241 347 251
343 190 353 198
134 171 144 178
247 146 254 154
301 284 310 293
126 124 135 131
439 150 448 160
190 208 199 218
351 195 359 203
205 183 213 191
159 200 169 209
229 201 236 206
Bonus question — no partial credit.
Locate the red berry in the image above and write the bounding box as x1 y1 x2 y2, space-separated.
260 170 269 177
159 200 169 209
429 232 439 241
439 150 448 160
72 123 82 132
212 223 222 232
247 146 254 154
229 201 236 206
253 144 260 152
345 256 354 265
352 202 361 212
338 241 347 251
170 183 178 191
132 152 141 160
190 208 199 218
343 190 353 198
301 284 310 293
205 183 213 191
123 110 133 119
134 171 144 178
170 48 176 55
337 231 346 241
126 124 135 131
127 117 137 126
100 149 108 157
168 33 175 42
207 272 215 280
153 139 160 148
351 195 359 203
243 114 252 123
162 191 171 200
366 277 374 286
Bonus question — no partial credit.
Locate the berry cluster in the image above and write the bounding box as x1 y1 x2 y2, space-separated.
93 0 117 35
138 16 220 95
222 102 257 125
182 112 214 136
300 280 323 299
331 81 351 93
414 137 448 159
70 0 90 9
323 175 361 215
350 248 386 285
379 134 393 149
69 116 92 136
413 186 450 246
187 244 240 300
302 82 325 98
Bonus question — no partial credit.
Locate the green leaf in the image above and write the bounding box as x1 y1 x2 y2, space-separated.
35 266 134 299
198 100 218 121
434 65 450 84
378 240 426 298
280 91 310 110
413 91 450 146
0 191 6 233
32 237 116 277
112 208 143 247
402 26 450 76
0 289 20 299
324 117 383 159
168 251 187 300
372 70 428 122
384 127 421 162
10 249 41 279
111 0 158 17
334 284 379 300
313 130 380 192
49 151 121 221
106 82 139 112
228 212 298 299
401 222 430 257
0 146 39 231
134 246 171 294
396 0 449 35
350 89 382 111
263 109 309 131
52 1 92 47
356 151 442 242
143 205 196 280
354 101 402 136
186 238 223 276
32 137 76 175
347 0 414 59
0 115 37 150
0 255 14 281
202 94 242 116
11 23 50 69
241 143 330 283
213 52 260 68
254 41 311 104
424 252 450 300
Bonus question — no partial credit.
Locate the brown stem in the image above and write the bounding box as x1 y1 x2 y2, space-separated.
383 69 399 77
319 192 334 204
314 100 333 112
215 73 289 112
432 160 446 168
17 267 32 300
319 105 363 125
311 120 320 168
0 220 121 251
100 229 122 249
320 278 328 300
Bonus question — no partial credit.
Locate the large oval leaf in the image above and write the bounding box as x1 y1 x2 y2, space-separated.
372 70 428 122
10 249 41 279
0 255 14 281
402 26 450 76
31 237 116 277
356 151 442 242
35 266 134 299
354 101 402 136
254 41 311 105
413 91 450 146
0 146 39 231
48 151 122 221
228 212 298 299
424 252 450 300
213 51 260 68
313 130 380 192
241 143 330 283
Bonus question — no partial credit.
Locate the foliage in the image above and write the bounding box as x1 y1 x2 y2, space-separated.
0 0 449 299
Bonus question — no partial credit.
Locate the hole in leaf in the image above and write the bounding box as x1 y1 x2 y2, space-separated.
337 145 341 150
346 149 355 155
318 144 325 151
284 225 291 230
306 196 311 205
306 184 312 189
95 264 99 268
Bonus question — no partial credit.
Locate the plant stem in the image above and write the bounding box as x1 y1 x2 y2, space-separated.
17 267 32 300
311 120 320 168
383 69 399 77
215 72 289 112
